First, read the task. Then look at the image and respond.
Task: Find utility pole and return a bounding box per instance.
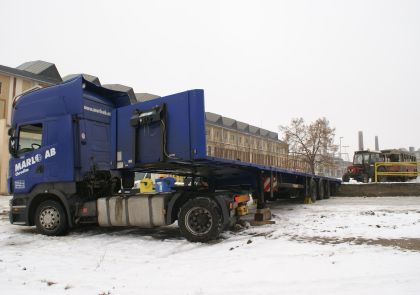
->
[342,145,350,162]
[339,136,343,159]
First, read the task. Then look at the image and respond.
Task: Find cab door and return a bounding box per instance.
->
[11,123,45,193]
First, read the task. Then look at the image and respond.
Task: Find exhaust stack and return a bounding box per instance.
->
[375,136,379,151]
[358,131,364,151]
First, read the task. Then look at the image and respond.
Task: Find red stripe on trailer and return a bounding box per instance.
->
[263,176,278,192]
[263,177,271,192]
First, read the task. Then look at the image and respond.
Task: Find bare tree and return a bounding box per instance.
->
[280,117,337,175]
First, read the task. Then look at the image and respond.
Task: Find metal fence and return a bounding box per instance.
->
[374,162,419,182]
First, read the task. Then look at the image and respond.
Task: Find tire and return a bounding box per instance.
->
[178,197,222,242]
[324,181,331,199]
[35,200,68,236]
[342,174,350,182]
[317,180,325,200]
[309,179,317,203]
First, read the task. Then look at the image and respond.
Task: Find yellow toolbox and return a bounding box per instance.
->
[139,178,155,193]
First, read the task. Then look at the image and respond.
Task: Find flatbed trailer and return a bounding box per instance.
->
[8,76,340,242]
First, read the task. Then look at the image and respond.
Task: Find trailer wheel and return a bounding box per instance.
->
[317,180,325,200]
[35,200,68,236]
[324,181,331,199]
[178,198,222,242]
[309,179,317,203]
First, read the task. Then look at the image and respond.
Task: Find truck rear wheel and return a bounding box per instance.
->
[178,198,222,242]
[324,181,331,199]
[317,180,325,200]
[35,200,68,236]
[309,179,317,203]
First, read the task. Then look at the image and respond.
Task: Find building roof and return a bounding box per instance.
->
[236,121,249,132]
[259,128,269,137]
[0,64,60,85]
[205,112,222,124]
[221,116,236,128]
[205,112,281,142]
[248,125,259,134]
[135,93,160,102]
[63,74,101,86]
[102,84,137,104]
[16,60,62,83]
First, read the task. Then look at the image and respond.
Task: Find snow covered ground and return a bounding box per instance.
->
[1,196,420,295]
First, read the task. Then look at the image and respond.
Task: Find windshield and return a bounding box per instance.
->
[354,152,381,165]
[353,154,363,165]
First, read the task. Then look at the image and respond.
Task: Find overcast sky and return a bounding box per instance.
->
[1,0,419,160]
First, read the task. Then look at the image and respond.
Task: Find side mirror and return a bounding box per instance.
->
[8,136,17,157]
[8,127,15,137]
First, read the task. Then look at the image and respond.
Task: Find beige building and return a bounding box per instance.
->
[205,112,310,172]
[0,61,62,194]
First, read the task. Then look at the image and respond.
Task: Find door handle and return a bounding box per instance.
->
[36,165,44,173]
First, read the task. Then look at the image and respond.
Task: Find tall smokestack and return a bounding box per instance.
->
[375,136,379,151]
[358,131,364,151]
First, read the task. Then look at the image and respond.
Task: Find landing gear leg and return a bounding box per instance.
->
[251,174,274,226]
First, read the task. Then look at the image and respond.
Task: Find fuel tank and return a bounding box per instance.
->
[97,193,171,228]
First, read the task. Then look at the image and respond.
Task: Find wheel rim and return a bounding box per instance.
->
[185,207,213,236]
[39,206,60,230]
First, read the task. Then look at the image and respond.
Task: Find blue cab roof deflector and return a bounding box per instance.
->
[12,75,132,125]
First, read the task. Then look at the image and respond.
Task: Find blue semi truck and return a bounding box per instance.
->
[7,76,340,242]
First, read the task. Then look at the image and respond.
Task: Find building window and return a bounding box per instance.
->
[0,81,2,94]
[0,99,5,119]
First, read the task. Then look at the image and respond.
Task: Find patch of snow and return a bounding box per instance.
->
[407,176,420,183]
[347,178,364,184]
[1,196,420,295]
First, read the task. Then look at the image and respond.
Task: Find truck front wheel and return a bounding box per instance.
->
[35,200,68,236]
[178,198,222,242]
